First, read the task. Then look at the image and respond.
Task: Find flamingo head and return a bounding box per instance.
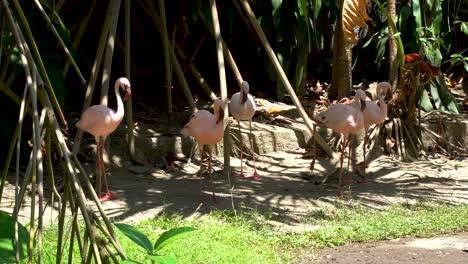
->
[311,110,327,126]
[377,82,392,103]
[213,99,225,124]
[116,77,132,102]
[240,81,250,104]
[354,89,367,112]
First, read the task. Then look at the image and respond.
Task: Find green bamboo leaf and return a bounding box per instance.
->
[420,88,434,112]
[412,0,423,35]
[148,255,176,264]
[0,211,28,262]
[435,76,459,114]
[398,5,411,32]
[271,0,282,11]
[297,0,308,18]
[312,0,322,19]
[428,83,447,112]
[114,223,153,254]
[153,227,196,252]
[461,22,468,35]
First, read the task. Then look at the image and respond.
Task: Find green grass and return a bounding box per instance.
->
[37,202,468,263]
[301,202,468,247]
[117,210,293,264]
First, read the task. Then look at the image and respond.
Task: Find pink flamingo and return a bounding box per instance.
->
[229,81,261,180]
[181,99,225,204]
[76,77,131,201]
[354,82,392,182]
[311,96,366,195]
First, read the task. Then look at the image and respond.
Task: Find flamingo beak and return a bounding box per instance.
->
[216,105,225,124]
[384,88,393,103]
[123,86,132,102]
[360,99,367,112]
[241,90,248,104]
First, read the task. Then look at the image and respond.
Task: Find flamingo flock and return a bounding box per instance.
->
[76,77,392,202]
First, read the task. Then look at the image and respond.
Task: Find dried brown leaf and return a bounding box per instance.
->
[342,0,370,44]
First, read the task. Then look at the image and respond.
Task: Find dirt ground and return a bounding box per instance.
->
[1,87,467,263]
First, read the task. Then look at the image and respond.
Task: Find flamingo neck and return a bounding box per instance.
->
[114,85,125,120]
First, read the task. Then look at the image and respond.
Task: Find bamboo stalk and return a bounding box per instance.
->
[175,43,218,101]
[237,0,334,158]
[40,89,103,264]
[11,0,67,128]
[209,0,231,178]
[124,0,136,161]
[141,0,197,112]
[71,155,126,258]
[0,43,14,82]
[72,1,116,156]
[184,31,208,70]
[33,0,87,85]
[200,12,243,86]
[158,0,173,118]
[100,0,122,106]
[63,1,96,78]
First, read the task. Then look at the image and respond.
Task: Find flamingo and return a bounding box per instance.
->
[354,82,392,182]
[311,96,366,195]
[76,77,131,201]
[181,99,225,204]
[229,81,261,180]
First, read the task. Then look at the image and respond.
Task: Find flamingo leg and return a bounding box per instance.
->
[356,128,369,184]
[208,145,219,204]
[95,137,103,199]
[337,135,347,197]
[343,135,353,184]
[98,137,115,202]
[248,120,261,180]
[236,121,246,178]
[310,125,317,172]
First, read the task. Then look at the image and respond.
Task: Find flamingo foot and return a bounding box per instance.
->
[249,170,262,180]
[310,160,316,171]
[99,192,117,202]
[236,172,248,179]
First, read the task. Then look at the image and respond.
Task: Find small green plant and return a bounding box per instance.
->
[114,223,195,264]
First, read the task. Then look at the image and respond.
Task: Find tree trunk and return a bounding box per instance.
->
[388,0,398,88]
[330,0,352,101]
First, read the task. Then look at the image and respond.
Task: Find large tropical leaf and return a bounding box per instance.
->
[114,223,153,254]
[153,227,196,252]
[342,0,370,44]
[148,254,176,264]
[0,211,29,263]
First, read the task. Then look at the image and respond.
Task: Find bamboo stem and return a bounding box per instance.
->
[63,1,96,78]
[72,0,115,156]
[33,0,87,85]
[200,12,243,86]
[11,0,67,128]
[100,0,122,106]
[40,89,103,264]
[141,0,197,112]
[125,0,136,161]
[237,0,334,158]
[158,0,173,117]
[175,44,217,100]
